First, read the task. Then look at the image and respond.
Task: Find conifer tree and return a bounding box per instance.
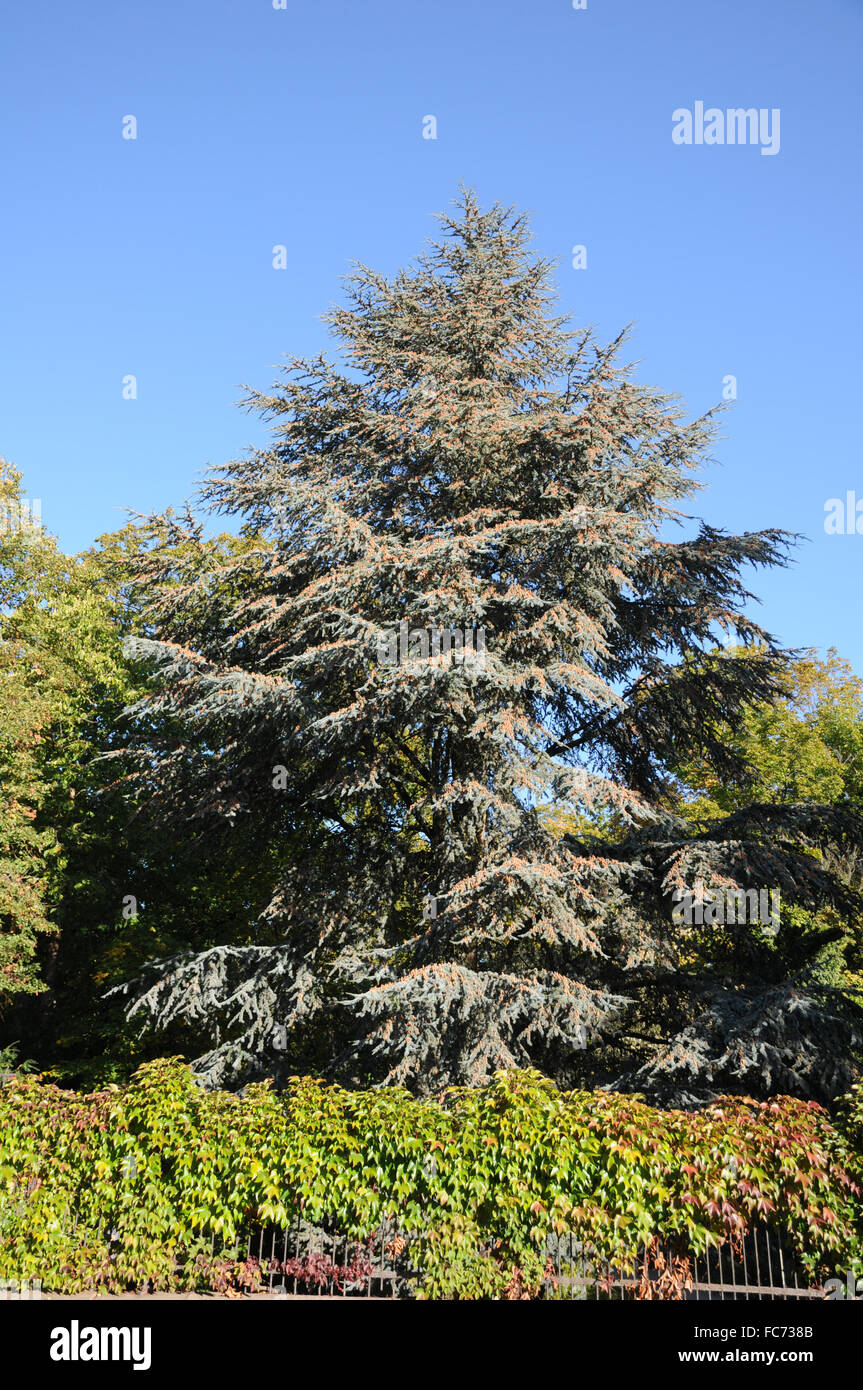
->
[115,192,863,1102]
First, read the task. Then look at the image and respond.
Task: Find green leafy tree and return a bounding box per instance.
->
[671,647,863,991]
[0,473,153,1063]
[674,648,863,818]
[0,461,60,999]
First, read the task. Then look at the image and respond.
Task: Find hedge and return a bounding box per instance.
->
[1,1059,861,1298]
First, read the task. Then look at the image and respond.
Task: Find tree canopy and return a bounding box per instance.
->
[92,191,863,1105]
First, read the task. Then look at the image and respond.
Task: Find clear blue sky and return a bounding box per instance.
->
[2,0,861,668]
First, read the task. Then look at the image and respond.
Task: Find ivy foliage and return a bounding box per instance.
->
[1,1059,860,1299]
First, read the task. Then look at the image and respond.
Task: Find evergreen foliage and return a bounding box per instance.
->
[109,192,863,1102]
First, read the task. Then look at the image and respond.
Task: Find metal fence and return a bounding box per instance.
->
[241,1217,412,1297]
[235,1219,826,1300]
[543,1226,821,1301]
